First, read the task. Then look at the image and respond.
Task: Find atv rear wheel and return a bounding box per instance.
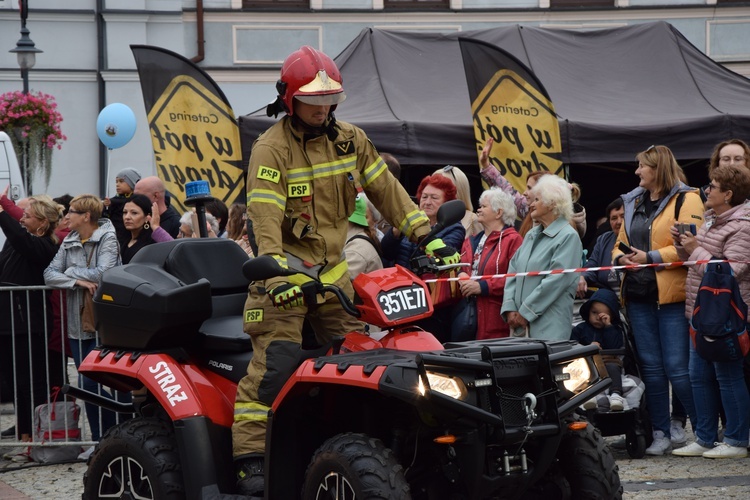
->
[83,417,184,500]
[302,432,410,500]
[557,421,623,499]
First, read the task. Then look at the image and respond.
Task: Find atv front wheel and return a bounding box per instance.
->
[83,417,184,500]
[302,432,410,500]
[557,421,623,499]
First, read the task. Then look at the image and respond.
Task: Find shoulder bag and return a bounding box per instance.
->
[80,244,97,333]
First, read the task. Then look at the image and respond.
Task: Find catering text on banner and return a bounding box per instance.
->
[459,38,563,194]
[131,45,244,213]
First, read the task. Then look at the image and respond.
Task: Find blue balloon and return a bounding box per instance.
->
[96,103,136,149]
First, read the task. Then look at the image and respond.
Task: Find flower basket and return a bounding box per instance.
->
[0,90,66,193]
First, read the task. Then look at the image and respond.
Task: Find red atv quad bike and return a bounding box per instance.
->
[65,200,622,500]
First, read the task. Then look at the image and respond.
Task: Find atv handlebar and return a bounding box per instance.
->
[243,199,467,284]
[241,199,467,315]
[301,281,361,318]
[409,254,470,276]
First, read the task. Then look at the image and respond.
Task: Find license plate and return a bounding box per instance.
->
[377,285,429,321]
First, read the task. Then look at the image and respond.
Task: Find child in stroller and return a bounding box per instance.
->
[572,288,651,457]
[572,289,628,410]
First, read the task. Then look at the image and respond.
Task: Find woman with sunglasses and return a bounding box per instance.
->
[0,191,64,456]
[44,194,122,451]
[433,165,483,236]
[613,144,704,456]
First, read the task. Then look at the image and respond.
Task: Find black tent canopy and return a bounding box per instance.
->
[239,22,750,239]
[239,21,750,167]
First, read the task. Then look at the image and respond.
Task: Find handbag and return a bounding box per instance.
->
[449,297,477,342]
[80,290,96,333]
[689,261,750,362]
[30,387,82,463]
[79,245,97,333]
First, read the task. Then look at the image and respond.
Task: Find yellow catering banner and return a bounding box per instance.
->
[132,45,244,213]
[459,38,563,194]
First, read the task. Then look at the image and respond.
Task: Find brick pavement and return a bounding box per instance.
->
[0,480,29,499]
[0,439,748,499]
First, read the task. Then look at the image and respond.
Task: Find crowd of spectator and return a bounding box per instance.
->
[0,169,244,462]
[2,136,749,464]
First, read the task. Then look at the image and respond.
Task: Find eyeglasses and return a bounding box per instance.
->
[705,183,722,193]
[67,209,86,215]
[719,156,746,164]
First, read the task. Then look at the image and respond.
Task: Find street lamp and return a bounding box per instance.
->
[8,0,42,194]
[8,0,42,95]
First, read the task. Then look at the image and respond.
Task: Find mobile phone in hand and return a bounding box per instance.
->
[678,223,697,235]
[618,242,632,254]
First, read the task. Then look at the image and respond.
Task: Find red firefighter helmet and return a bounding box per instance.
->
[278,46,346,116]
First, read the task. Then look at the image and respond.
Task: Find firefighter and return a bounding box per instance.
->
[232,46,460,495]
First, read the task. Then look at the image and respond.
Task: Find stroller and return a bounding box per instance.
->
[573,297,653,458]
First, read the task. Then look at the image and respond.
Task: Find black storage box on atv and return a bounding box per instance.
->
[93,264,212,350]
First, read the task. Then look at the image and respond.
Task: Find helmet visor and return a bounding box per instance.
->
[295,92,346,106]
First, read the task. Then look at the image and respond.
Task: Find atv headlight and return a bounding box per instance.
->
[559,357,593,393]
[417,372,467,400]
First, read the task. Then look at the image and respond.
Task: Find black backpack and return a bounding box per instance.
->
[689,261,750,362]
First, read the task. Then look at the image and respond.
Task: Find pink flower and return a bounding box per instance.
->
[0,90,66,150]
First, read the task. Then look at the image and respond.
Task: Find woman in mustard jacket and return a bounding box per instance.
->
[613,145,704,456]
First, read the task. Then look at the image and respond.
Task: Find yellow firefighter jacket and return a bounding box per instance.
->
[246,116,431,290]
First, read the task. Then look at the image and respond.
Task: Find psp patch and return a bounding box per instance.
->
[288,182,310,198]
[335,140,354,156]
[257,166,280,184]
[245,309,264,323]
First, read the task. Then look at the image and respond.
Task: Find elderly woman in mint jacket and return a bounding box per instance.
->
[501,175,582,341]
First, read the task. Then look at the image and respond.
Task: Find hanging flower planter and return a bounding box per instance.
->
[0,90,67,193]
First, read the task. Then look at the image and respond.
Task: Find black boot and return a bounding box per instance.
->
[1,426,15,439]
[236,454,265,497]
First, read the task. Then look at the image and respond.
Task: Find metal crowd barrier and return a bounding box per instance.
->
[0,285,130,461]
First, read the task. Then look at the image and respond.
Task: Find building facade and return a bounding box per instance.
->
[0,0,748,197]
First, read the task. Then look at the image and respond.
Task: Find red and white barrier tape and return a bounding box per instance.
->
[422,259,734,284]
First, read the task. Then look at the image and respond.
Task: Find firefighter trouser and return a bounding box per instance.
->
[232,278,364,458]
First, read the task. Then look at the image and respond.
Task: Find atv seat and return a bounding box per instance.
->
[161,239,251,316]
[197,316,251,352]
[133,238,252,351]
